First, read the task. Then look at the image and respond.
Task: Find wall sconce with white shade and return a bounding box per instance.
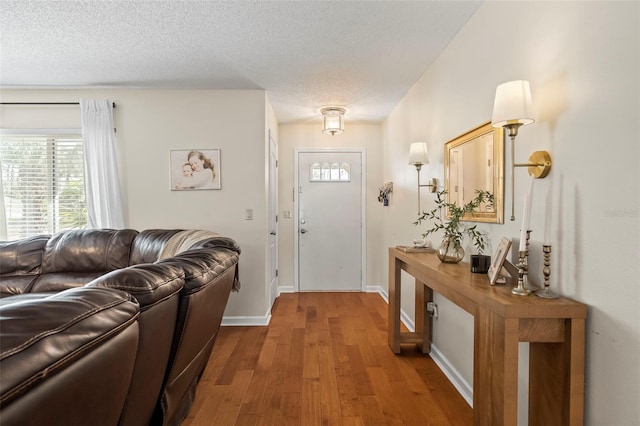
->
[321,106,346,136]
[409,142,437,214]
[491,80,552,221]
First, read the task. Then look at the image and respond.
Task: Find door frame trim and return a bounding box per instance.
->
[268,129,278,310]
[293,148,367,292]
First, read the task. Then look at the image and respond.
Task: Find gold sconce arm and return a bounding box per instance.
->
[414,163,437,214]
[507,128,552,221]
[514,151,552,178]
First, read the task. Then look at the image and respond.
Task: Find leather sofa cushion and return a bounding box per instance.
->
[89,263,185,309]
[0,287,139,407]
[29,272,111,293]
[0,235,49,275]
[40,229,138,274]
[0,277,40,298]
[130,229,183,265]
[30,229,139,293]
[0,236,50,296]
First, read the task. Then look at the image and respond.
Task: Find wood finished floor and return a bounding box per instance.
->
[183,292,472,425]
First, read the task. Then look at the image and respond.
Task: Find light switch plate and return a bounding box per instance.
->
[244,208,253,220]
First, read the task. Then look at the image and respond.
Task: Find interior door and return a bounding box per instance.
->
[268,131,278,307]
[297,151,362,291]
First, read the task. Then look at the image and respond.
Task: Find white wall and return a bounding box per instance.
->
[0,89,270,319]
[277,124,384,291]
[381,2,639,425]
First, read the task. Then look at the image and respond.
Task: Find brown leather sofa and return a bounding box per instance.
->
[0,228,241,426]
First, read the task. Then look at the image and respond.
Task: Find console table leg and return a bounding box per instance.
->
[388,256,402,354]
[415,281,432,354]
[529,318,585,426]
[474,306,519,426]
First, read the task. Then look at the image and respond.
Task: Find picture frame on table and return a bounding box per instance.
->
[488,237,512,285]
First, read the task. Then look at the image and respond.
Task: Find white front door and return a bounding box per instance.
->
[296,150,363,291]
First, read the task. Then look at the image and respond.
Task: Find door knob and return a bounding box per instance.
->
[300,229,308,234]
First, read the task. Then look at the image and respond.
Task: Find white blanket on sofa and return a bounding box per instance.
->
[158,230,221,260]
[157,230,241,291]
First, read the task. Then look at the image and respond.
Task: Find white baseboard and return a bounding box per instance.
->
[365,285,386,298]
[429,344,473,407]
[221,313,271,326]
[277,285,296,295]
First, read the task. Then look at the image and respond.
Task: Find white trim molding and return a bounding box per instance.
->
[221,313,272,327]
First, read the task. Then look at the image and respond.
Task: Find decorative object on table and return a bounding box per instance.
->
[170,149,221,190]
[408,142,437,214]
[512,248,531,296]
[414,189,491,264]
[395,245,434,253]
[471,254,491,274]
[491,80,552,221]
[488,237,512,285]
[395,239,433,253]
[509,229,539,296]
[378,182,393,206]
[443,121,505,224]
[536,245,559,298]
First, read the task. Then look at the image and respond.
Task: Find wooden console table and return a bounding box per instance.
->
[388,248,586,426]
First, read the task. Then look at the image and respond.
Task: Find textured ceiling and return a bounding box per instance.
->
[0,1,481,123]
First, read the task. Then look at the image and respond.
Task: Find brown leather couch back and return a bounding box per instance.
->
[0,287,140,426]
[0,235,49,296]
[31,229,138,293]
[130,229,183,265]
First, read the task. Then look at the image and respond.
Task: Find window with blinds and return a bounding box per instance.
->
[0,135,87,240]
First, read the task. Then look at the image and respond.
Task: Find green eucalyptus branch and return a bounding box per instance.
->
[414,189,491,254]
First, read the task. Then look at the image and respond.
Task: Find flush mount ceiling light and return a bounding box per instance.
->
[321,106,346,136]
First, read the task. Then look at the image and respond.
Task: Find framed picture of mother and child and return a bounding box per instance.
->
[170,149,221,190]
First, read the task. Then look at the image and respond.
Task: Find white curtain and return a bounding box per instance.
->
[80,99,125,229]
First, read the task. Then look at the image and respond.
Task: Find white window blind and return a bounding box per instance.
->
[0,135,87,240]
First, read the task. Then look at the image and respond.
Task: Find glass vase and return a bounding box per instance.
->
[438,235,464,263]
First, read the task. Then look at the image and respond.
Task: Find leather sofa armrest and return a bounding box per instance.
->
[0,287,139,407]
[89,263,185,309]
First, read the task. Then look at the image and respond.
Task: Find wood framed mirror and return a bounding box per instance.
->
[444,121,505,223]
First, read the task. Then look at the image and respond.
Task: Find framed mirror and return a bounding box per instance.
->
[444,121,505,223]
